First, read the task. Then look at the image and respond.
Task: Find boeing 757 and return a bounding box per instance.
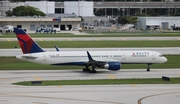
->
[14,28,167,73]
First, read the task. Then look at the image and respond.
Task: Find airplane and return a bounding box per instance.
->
[14,28,167,73]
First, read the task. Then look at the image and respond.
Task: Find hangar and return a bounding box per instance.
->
[137,17,180,30]
[0,16,81,33]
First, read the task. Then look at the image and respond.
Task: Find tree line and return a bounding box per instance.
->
[6,6,45,16]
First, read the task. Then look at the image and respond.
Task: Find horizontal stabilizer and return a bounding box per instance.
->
[21,56,37,59]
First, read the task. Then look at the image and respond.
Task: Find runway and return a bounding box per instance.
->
[0,69,180,104]
[1,47,180,56]
[1,36,180,104]
[0,37,180,41]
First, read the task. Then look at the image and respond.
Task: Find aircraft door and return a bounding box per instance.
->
[43,55,47,61]
[122,54,126,60]
[152,54,156,60]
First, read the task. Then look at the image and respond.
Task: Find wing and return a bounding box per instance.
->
[86,51,121,71]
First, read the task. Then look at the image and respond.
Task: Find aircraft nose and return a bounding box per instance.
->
[163,57,168,63]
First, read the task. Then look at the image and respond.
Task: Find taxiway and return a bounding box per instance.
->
[0,37,180,41]
[1,47,180,56]
[0,69,180,104]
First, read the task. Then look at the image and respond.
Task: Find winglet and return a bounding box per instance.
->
[55,45,60,51]
[14,28,45,54]
[87,51,93,61]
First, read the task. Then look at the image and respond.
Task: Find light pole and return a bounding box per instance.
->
[78,0,80,16]
[166,0,170,16]
[105,6,106,26]
[112,8,113,18]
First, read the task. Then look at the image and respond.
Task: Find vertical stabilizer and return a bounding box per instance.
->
[14,28,45,54]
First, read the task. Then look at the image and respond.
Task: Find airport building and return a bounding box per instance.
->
[1,0,180,32]
[1,1,180,17]
[137,17,180,30]
[0,16,81,33]
[0,1,80,32]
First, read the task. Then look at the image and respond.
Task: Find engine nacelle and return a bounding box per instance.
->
[104,62,121,71]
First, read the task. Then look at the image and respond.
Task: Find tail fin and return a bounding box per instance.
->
[14,28,45,54]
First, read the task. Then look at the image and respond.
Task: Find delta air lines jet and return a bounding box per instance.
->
[14,28,167,73]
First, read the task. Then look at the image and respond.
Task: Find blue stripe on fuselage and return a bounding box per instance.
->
[51,62,86,66]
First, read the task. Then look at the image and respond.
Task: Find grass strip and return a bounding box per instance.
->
[1,32,180,38]
[0,55,180,70]
[1,40,180,48]
[14,78,180,86]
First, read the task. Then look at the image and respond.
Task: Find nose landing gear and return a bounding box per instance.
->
[147,63,152,72]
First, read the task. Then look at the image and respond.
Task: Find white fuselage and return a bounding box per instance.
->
[16,50,167,66]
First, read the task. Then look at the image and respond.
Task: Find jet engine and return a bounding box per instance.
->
[104,62,121,71]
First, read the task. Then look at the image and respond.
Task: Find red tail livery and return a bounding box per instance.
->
[14,28,44,54]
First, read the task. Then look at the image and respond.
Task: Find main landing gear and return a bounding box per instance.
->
[82,51,98,73]
[82,65,97,73]
[147,63,152,72]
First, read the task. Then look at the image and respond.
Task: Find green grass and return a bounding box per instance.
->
[0,55,179,70]
[14,78,180,86]
[1,32,180,38]
[1,40,180,48]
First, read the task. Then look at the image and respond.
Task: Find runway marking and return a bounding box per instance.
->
[0,78,16,82]
[68,39,71,41]
[40,39,44,41]
[33,76,42,81]
[0,92,124,104]
[131,84,137,87]
[6,39,11,41]
[58,86,63,88]
[107,75,116,79]
[33,102,48,104]
[137,91,180,104]
[11,80,18,83]
[0,100,8,102]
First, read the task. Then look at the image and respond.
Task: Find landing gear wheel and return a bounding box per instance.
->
[92,70,97,73]
[83,68,87,72]
[82,68,91,72]
[89,70,97,73]
[147,63,152,72]
[147,68,150,72]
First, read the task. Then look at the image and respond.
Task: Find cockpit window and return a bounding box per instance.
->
[159,55,163,57]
